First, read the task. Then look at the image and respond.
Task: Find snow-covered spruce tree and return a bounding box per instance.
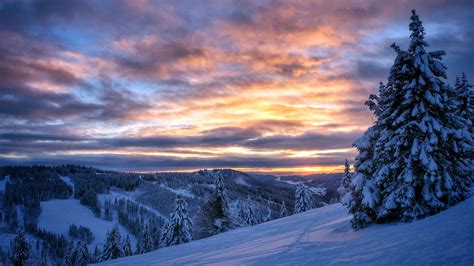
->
[195,172,233,238]
[294,184,313,214]
[348,10,473,229]
[345,46,410,228]
[161,196,193,247]
[92,245,101,263]
[100,225,124,261]
[64,240,76,265]
[38,244,51,266]
[242,196,258,226]
[136,225,154,254]
[135,231,142,255]
[451,73,474,184]
[123,234,132,257]
[158,222,169,248]
[144,225,155,252]
[337,159,352,200]
[10,231,30,266]
[279,201,288,218]
[454,73,473,134]
[75,240,89,266]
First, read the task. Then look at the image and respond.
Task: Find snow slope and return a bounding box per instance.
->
[101,197,474,265]
[38,199,135,248]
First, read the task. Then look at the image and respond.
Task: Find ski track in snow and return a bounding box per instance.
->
[100,196,474,266]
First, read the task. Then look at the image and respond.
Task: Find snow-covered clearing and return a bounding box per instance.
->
[160,184,195,199]
[38,199,135,248]
[101,196,474,265]
[275,177,301,185]
[235,176,249,186]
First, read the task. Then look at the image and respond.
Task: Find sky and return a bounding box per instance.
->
[0,0,472,175]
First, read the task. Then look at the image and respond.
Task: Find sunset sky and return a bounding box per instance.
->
[0,0,472,175]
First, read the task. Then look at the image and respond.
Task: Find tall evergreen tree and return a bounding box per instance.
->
[337,159,352,200]
[158,222,169,249]
[38,243,51,266]
[242,196,258,226]
[294,184,313,214]
[100,225,124,261]
[454,74,474,183]
[64,240,77,266]
[161,196,193,247]
[92,245,101,264]
[348,10,473,229]
[10,231,30,266]
[75,241,89,266]
[136,225,154,254]
[123,234,133,257]
[454,73,473,134]
[344,49,409,228]
[279,201,288,218]
[195,172,233,238]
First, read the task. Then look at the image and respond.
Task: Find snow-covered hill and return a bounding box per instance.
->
[101,196,474,265]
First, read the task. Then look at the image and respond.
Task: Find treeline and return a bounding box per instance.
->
[72,171,140,216]
[0,165,141,232]
[69,224,94,244]
[100,197,165,244]
[0,166,328,265]
[137,169,295,221]
[4,229,67,265]
[27,226,68,259]
[0,165,143,265]
[2,166,72,232]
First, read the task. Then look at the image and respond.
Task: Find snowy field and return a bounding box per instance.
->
[101,196,474,265]
[38,199,135,248]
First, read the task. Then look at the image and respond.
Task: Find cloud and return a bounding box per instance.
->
[0,0,472,173]
[0,153,349,172]
[0,85,100,120]
[242,132,361,150]
[353,60,390,81]
[0,0,92,31]
[0,126,361,157]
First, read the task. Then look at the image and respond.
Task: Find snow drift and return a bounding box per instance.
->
[100,196,474,265]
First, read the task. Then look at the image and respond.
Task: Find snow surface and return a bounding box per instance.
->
[235,176,249,186]
[101,197,474,265]
[38,199,135,248]
[275,177,302,185]
[160,184,195,198]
